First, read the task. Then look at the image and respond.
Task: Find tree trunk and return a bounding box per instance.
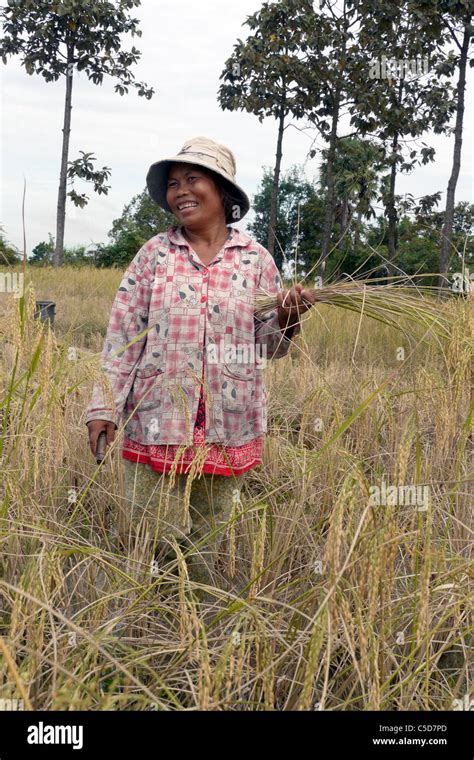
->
[354,208,363,247]
[386,131,399,274]
[54,43,74,268]
[267,101,285,261]
[340,197,349,231]
[318,87,341,279]
[439,19,471,288]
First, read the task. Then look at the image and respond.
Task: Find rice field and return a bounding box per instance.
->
[0,264,472,711]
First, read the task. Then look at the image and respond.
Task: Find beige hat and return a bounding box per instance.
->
[146,136,250,223]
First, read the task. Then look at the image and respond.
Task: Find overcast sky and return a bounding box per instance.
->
[1,0,472,257]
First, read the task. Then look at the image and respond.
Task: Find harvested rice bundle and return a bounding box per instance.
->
[255,276,467,344]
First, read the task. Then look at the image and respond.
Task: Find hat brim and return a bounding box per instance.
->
[146,155,250,223]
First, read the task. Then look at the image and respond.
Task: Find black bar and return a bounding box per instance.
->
[0,710,471,758]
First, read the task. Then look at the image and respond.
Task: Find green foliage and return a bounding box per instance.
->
[67,151,112,208]
[218,0,317,123]
[250,161,472,282]
[0,0,154,99]
[363,203,473,282]
[63,245,96,267]
[0,0,155,266]
[30,234,55,266]
[248,165,319,271]
[29,233,97,267]
[219,0,471,275]
[0,226,21,265]
[320,137,386,221]
[90,188,176,267]
[28,189,177,269]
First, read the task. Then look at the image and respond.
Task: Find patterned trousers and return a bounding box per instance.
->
[120,459,244,597]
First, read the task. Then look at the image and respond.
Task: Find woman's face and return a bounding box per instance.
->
[166,163,225,226]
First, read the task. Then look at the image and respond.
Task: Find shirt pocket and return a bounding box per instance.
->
[221,363,255,381]
[221,367,255,412]
[132,365,165,412]
[220,340,256,381]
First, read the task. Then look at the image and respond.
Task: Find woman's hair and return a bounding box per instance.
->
[219,180,243,225]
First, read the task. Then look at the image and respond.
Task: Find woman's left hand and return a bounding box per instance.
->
[277,283,316,328]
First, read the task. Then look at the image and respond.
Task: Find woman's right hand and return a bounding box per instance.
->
[87,419,116,457]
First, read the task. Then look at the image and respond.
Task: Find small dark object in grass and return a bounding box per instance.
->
[34,300,56,326]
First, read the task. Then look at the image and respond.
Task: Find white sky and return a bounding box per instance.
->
[0,0,472,257]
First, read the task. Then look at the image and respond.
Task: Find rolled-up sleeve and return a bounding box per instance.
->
[84,246,154,429]
[254,249,301,360]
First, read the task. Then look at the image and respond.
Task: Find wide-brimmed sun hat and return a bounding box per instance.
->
[146,136,250,223]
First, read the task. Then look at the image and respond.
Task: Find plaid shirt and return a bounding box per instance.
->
[84,225,301,447]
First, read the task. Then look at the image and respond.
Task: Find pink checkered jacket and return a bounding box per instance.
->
[84,225,301,447]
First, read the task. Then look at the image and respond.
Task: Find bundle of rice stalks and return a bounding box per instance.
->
[254,275,469,344]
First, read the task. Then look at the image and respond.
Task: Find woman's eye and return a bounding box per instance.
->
[168,176,199,188]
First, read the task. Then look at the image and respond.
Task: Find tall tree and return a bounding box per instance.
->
[218,0,318,257]
[366,199,473,284]
[350,0,457,274]
[435,3,473,285]
[319,136,385,248]
[305,0,366,277]
[0,0,154,267]
[247,164,318,271]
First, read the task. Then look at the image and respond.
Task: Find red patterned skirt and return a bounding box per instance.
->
[122,383,263,476]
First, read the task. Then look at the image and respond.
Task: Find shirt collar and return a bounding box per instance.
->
[167,225,253,253]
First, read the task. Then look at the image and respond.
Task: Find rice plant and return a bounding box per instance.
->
[0,266,472,711]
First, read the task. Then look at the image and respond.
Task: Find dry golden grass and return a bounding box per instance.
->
[0,265,472,711]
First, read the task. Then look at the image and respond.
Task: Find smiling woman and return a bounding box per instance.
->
[165,162,231,260]
[85,136,306,597]
[168,163,244,227]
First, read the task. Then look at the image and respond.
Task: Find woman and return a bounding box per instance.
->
[85,136,315,598]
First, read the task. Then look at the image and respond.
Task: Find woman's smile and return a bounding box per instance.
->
[177,202,199,215]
